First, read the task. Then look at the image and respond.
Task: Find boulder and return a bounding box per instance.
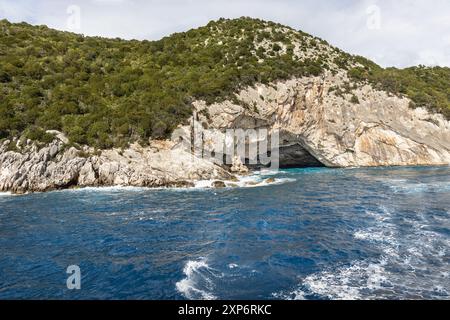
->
[212,181,226,188]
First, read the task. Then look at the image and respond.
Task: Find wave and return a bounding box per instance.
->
[175,258,221,300]
[63,186,151,193]
[274,203,450,300]
[56,173,296,194]
[275,252,447,300]
[234,176,296,188]
[389,181,450,194]
[276,259,390,300]
[193,176,296,190]
[353,206,397,245]
[255,169,288,176]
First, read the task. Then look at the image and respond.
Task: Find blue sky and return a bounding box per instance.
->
[1,0,449,68]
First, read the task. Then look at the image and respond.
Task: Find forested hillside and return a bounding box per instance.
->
[349,58,450,119]
[0,17,449,149]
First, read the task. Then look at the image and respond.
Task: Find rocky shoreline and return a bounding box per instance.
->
[0,138,236,194]
[0,136,279,194]
[1,73,450,194]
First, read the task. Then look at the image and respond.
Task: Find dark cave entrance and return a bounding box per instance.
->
[278,144,325,168]
[242,143,326,169]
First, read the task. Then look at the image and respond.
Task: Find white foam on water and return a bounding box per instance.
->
[265,178,297,186]
[433,286,449,295]
[238,177,296,188]
[193,180,216,189]
[175,258,218,300]
[193,175,296,190]
[275,203,450,300]
[354,228,397,243]
[272,288,306,300]
[288,289,307,300]
[274,257,394,300]
[437,248,446,257]
[389,180,450,194]
[65,186,151,193]
[256,169,287,176]
[365,264,389,291]
[8,170,295,196]
[310,261,387,299]
[354,206,400,253]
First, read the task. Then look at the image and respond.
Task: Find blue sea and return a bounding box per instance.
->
[0,166,449,300]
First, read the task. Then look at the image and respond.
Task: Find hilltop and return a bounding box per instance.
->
[1,17,448,150]
[1,17,450,193]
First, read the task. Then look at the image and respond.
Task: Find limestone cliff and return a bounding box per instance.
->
[0,139,232,194]
[1,71,450,193]
[192,71,450,168]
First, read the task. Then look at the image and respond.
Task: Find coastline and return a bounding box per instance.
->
[0,171,295,196]
[1,165,449,299]
[2,73,450,195]
[2,164,449,196]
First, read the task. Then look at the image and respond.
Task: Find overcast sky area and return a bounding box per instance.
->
[1,0,449,68]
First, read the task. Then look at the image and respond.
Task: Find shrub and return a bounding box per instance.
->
[1,17,448,151]
[350,95,360,104]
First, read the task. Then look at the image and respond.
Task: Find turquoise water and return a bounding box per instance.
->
[0,167,449,300]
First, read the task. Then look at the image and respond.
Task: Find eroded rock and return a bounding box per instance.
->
[0,140,229,193]
[192,71,450,168]
[212,181,226,188]
[1,72,450,194]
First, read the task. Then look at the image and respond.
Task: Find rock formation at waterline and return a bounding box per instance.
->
[192,71,450,169]
[0,139,232,194]
[1,18,450,193]
[1,70,450,193]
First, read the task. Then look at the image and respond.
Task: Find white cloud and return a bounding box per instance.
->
[416,50,450,67]
[1,0,449,68]
[0,0,34,22]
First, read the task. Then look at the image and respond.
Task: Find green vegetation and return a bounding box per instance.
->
[0,17,332,148]
[350,95,360,104]
[349,57,450,119]
[0,17,449,149]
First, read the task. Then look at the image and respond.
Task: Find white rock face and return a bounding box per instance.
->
[192,71,450,168]
[1,72,449,193]
[0,139,232,194]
